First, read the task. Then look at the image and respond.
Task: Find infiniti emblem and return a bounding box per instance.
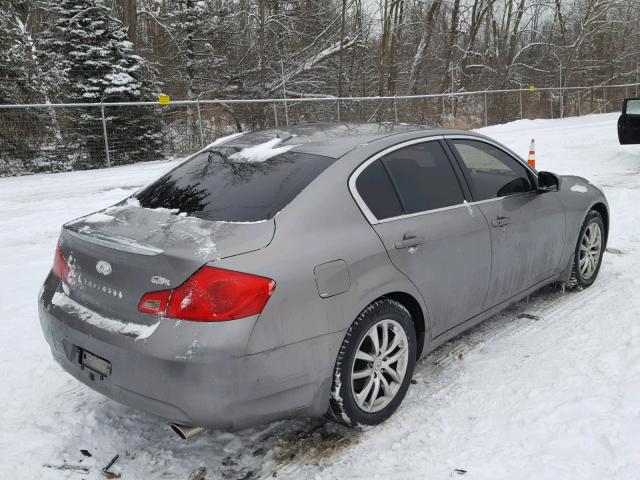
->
[96,260,112,276]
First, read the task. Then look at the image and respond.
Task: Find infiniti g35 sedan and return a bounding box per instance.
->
[39,123,608,432]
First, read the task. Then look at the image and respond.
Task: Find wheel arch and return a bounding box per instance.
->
[381,291,426,359]
[591,202,609,244]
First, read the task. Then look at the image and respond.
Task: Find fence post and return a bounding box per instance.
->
[337,98,340,122]
[603,86,607,113]
[577,91,581,116]
[394,95,398,123]
[550,91,553,119]
[280,60,289,126]
[196,99,204,148]
[284,98,289,126]
[100,103,111,168]
[273,102,278,127]
[519,89,523,119]
[484,91,488,127]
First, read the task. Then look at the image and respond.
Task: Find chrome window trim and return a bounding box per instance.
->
[374,192,534,224]
[348,135,537,225]
[375,201,474,224]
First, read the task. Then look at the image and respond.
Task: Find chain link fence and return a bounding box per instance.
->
[1,83,638,176]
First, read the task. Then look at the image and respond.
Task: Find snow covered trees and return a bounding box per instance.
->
[2,0,640,175]
[41,0,161,168]
[0,1,53,173]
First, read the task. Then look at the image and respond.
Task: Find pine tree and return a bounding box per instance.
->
[41,0,162,168]
[161,0,227,98]
[0,1,49,174]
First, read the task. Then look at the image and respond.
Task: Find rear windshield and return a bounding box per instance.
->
[136,147,336,222]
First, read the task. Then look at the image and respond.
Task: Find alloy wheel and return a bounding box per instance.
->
[350,319,409,413]
[579,221,602,280]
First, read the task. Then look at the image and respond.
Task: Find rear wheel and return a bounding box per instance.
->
[328,298,416,427]
[569,210,605,289]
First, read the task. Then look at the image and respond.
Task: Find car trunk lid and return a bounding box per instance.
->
[58,202,274,325]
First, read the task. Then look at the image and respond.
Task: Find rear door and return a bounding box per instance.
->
[618,98,640,144]
[447,138,565,308]
[352,138,492,338]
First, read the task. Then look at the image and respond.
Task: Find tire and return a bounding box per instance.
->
[328,298,417,428]
[569,209,605,289]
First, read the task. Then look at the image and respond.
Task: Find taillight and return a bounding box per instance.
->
[138,290,171,315]
[138,267,276,322]
[53,244,71,284]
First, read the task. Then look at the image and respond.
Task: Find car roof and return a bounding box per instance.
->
[219,122,482,158]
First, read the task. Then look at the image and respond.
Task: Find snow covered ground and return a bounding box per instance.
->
[1,113,639,479]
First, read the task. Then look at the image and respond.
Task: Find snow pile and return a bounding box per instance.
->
[203,131,245,150]
[51,291,159,338]
[81,212,115,223]
[229,137,298,162]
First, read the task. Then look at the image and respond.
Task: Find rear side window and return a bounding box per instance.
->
[137,148,336,222]
[450,139,533,200]
[355,159,403,220]
[381,141,465,214]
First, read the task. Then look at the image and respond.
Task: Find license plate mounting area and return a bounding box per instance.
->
[78,348,112,380]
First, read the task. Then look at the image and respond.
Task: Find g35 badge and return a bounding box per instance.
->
[151,275,171,287]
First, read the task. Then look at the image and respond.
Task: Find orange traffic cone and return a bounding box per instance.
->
[527,139,536,169]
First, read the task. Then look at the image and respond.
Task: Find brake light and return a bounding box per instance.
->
[138,267,275,322]
[53,244,71,284]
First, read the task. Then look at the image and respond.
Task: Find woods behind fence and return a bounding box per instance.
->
[3,0,640,174]
[1,84,637,175]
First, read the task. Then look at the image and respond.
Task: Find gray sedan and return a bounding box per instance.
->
[39,123,608,435]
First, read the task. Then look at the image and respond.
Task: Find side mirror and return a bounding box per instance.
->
[537,171,559,193]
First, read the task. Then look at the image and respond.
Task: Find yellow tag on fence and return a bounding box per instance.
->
[158,94,171,105]
[529,85,535,92]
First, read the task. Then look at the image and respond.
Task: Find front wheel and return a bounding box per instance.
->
[570,209,605,289]
[328,298,417,427]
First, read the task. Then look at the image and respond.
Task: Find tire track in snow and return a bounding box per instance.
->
[254,259,627,479]
[430,263,624,370]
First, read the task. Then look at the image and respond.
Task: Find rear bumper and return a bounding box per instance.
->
[38,273,340,429]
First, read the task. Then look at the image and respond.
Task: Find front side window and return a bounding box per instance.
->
[450,139,533,201]
[137,148,336,222]
[381,141,465,214]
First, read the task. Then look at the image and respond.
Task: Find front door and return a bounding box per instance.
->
[447,138,566,307]
[618,98,640,145]
[352,139,492,338]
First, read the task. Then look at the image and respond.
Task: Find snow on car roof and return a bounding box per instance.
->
[216,122,440,158]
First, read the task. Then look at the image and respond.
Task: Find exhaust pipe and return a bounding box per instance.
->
[169,423,206,440]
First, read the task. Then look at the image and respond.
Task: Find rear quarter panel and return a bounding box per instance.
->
[213,141,429,356]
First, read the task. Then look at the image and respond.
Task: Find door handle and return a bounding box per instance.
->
[491,216,511,227]
[394,235,426,250]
